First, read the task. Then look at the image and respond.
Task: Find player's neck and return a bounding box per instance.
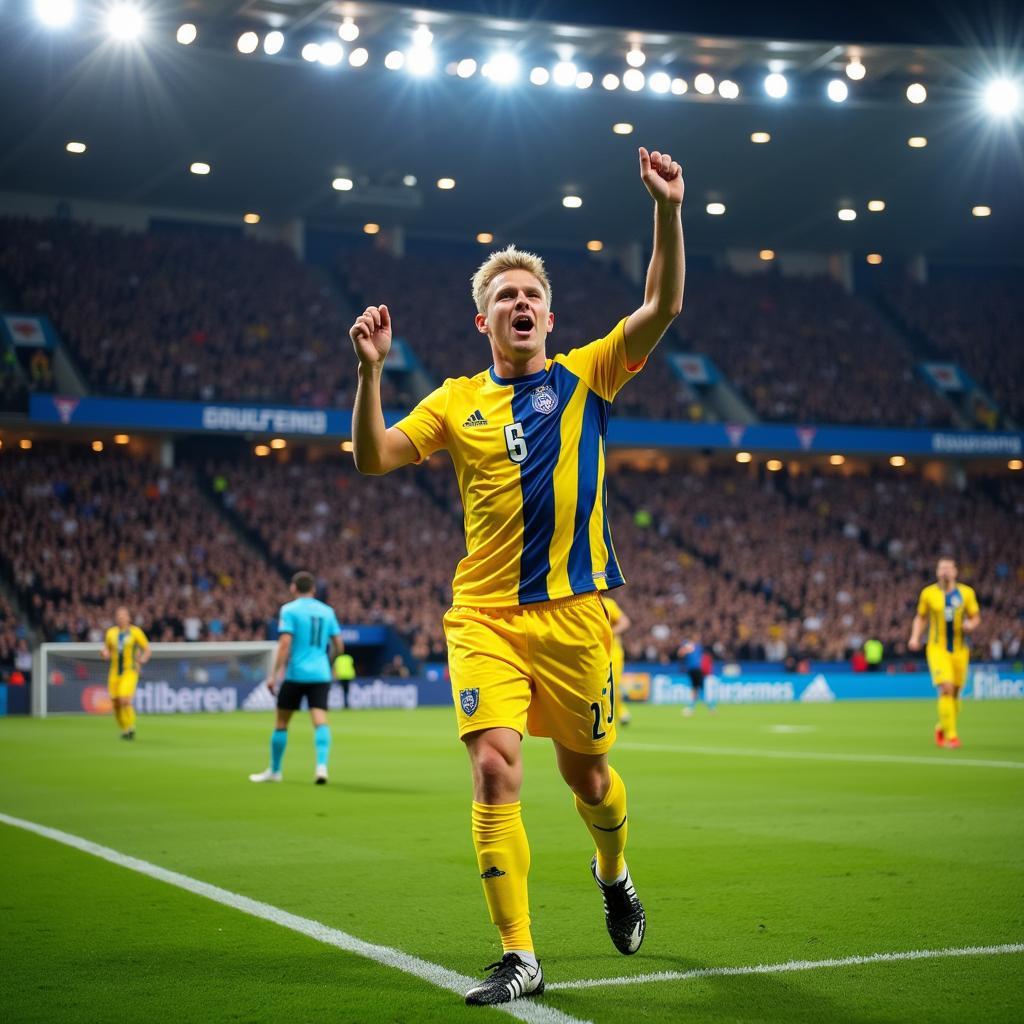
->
[491,349,547,381]
[938,580,955,593]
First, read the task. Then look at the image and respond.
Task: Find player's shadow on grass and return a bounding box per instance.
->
[546,953,882,1024]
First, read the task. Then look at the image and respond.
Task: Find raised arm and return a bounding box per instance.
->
[349,304,419,475]
[624,147,685,368]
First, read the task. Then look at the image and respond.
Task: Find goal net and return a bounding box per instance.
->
[33,641,277,717]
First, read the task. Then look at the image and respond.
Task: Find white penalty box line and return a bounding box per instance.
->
[4,813,1022,1014]
[0,812,588,1024]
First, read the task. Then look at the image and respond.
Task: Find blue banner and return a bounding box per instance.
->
[28,394,1024,457]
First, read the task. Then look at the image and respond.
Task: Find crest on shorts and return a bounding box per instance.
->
[460,688,480,716]
[531,385,558,415]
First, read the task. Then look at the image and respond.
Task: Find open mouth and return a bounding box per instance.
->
[512,315,534,336]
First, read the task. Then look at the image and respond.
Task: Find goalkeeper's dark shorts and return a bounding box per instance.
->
[277,681,331,711]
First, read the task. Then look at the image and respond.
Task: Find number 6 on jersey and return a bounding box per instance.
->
[504,421,528,464]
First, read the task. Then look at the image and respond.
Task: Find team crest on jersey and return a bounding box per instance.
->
[531,385,558,415]
[460,688,480,716]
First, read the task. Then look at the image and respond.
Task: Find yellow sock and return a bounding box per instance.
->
[575,766,628,882]
[471,802,533,954]
[122,704,136,731]
[938,694,957,741]
[113,705,126,730]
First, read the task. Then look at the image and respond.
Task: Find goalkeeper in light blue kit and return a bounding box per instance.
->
[250,571,343,785]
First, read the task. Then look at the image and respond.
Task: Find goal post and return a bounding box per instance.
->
[33,641,277,718]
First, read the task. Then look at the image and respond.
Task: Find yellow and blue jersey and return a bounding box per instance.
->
[104,624,148,681]
[278,596,341,682]
[917,582,979,654]
[396,318,644,607]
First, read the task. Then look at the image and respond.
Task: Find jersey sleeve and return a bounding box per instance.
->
[104,628,115,653]
[963,586,980,617]
[916,588,930,617]
[133,626,149,648]
[328,610,342,638]
[277,605,296,636]
[393,380,452,462]
[558,317,646,402]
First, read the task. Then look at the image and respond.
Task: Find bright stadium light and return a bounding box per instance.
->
[759,249,775,261]
[906,82,927,104]
[602,73,620,90]
[405,42,435,74]
[338,18,359,42]
[890,455,907,468]
[176,23,197,45]
[562,195,583,208]
[349,47,368,68]
[237,31,258,55]
[332,177,354,191]
[827,79,849,102]
[706,201,725,215]
[189,161,211,175]
[106,4,144,41]
[764,72,788,98]
[735,451,752,463]
[302,43,321,62]
[766,459,783,472]
[363,223,380,235]
[694,73,715,95]
[829,454,846,465]
[65,141,87,154]
[243,213,260,224]
[908,135,928,147]
[456,58,477,78]
[750,132,771,143]
[384,49,405,71]
[671,78,687,95]
[622,68,645,91]
[649,71,671,94]
[553,61,577,87]
[263,31,284,56]
[972,205,991,217]
[718,79,739,99]
[983,78,1020,117]
[837,207,856,221]
[868,199,886,212]
[612,122,633,135]
[402,174,417,187]
[319,41,343,66]
[437,177,456,190]
[626,48,646,68]
[866,253,883,265]
[269,438,287,449]
[846,59,866,80]
[486,53,520,84]
[587,240,604,252]
[530,66,550,85]
[35,0,75,28]
[476,232,493,243]
[412,24,433,47]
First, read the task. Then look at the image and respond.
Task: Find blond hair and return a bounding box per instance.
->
[471,244,552,314]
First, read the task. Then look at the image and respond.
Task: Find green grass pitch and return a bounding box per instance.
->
[2,701,1022,1023]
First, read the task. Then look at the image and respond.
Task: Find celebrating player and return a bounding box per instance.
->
[250,571,343,784]
[908,557,980,749]
[100,606,149,740]
[349,147,684,1005]
[603,595,633,726]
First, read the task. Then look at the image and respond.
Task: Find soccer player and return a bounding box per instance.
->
[349,147,684,1005]
[908,557,980,749]
[603,596,632,726]
[679,637,713,716]
[250,571,343,784]
[100,606,149,740]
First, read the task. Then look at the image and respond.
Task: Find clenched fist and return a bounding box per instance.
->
[349,304,392,367]
[639,147,684,207]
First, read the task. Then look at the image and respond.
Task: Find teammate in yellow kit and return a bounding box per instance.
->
[349,147,684,1005]
[908,557,980,750]
[100,606,150,740]
[603,596,632,725]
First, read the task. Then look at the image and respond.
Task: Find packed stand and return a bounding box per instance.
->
[0,592,31,674]
[0,217,399,407]
[338,248,701,421]
[786,471,1024,661]
[209,456,466,661]
[883,278,1024,425]
[0,446,286,642]
[677,271,951,426]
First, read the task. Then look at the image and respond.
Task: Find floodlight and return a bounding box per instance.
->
[237,32,258,55]
[35,0,74,28]
[263,32,283,56]
[338,19,359,42]
[764,72,788,98]
[487,53,520,84]
[176,23,196,45]
[846,59,866,80]
[983,78,1020,117]
[349,47,368,67]
[694,73,714,95]
[553,61,577,87]
[649,71,670,94]
[718,79,739,99]
[530,67,550,85]
[319,41,343,66]
[602,73,620,90]
[906,82,927,104]
[626,48,645,68]
[456,58,477,78]
[827,79,848,102]
[622,68,645,91]
[106,4,144,41]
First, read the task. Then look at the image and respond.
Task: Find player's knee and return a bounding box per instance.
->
[470,746,519,801]
[570,765,610,805]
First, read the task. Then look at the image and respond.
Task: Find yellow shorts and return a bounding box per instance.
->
[611,641,625,687]
[444,592,616,754]
[926,648,969,687]
[108,672,139,699]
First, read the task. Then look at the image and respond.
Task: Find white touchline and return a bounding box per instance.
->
[546,943,1024,990]
[617,741,1024,771]
[0,812,589,1024]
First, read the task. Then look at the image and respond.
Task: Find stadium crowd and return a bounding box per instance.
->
[677,271,952,426]
[0,447,283,643]
[884,277,1023,426]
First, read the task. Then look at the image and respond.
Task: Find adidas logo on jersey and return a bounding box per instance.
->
[463,410,488,427]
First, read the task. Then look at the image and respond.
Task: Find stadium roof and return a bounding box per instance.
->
[1,1,1021,261]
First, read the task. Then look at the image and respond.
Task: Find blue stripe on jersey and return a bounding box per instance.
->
[567,389,607,591]
[945,589,956,653]
[514,363,576,603]
[601,450,624,585]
